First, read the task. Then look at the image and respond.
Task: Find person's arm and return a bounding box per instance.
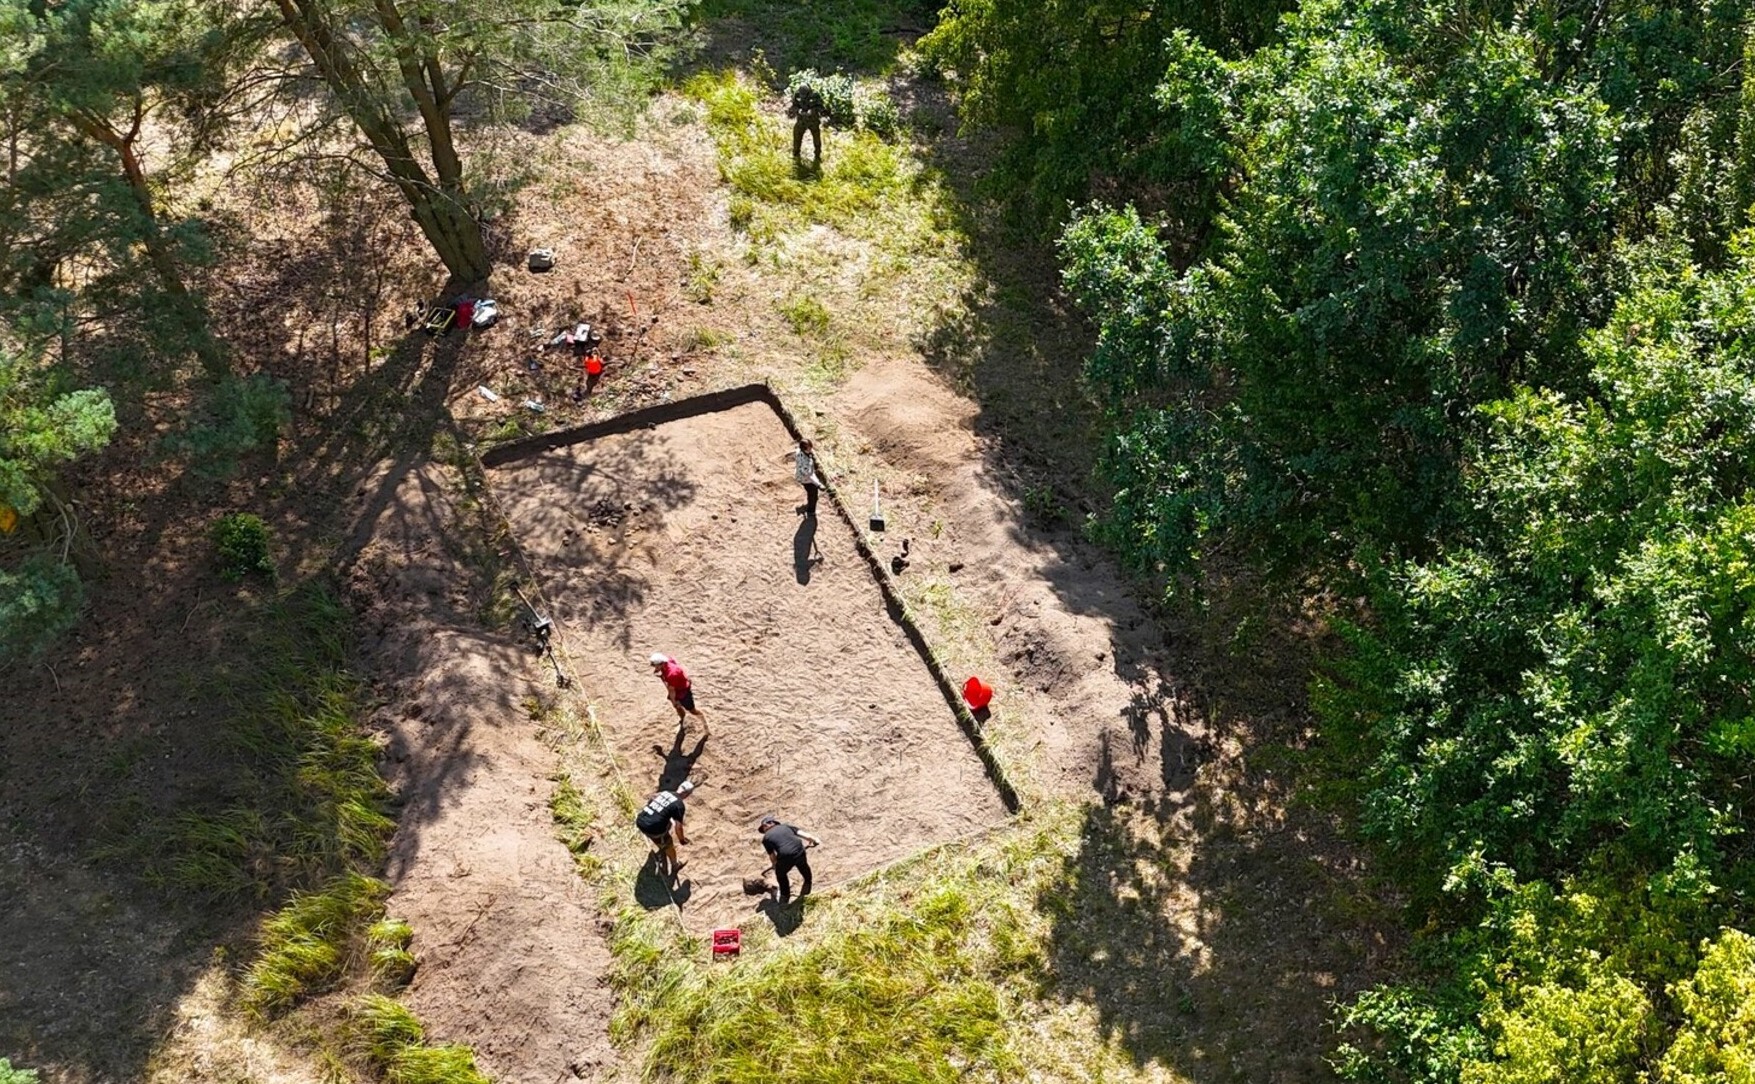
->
[798,830,822,848]
[674,815,688,845]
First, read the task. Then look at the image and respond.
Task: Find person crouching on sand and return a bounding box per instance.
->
[650,652,709,736]
[636,779,695,875]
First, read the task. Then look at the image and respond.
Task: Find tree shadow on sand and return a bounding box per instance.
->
[484,433,699,650]
[0,184,510,1079]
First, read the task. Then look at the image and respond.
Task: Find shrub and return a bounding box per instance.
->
[1660,930,1755,1084]
[0,554,84,663]
[212,512,274,582]
[786,69,856,129]
[0,1059,39,1084]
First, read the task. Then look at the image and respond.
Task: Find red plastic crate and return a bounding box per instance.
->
[711,928,742,958]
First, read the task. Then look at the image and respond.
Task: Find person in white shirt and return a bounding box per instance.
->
[789,437,823,519]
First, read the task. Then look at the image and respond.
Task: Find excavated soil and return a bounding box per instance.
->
[488,401,1010,930]
[344,459,618,1083]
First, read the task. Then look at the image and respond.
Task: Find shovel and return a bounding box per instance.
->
[869,481,886,532]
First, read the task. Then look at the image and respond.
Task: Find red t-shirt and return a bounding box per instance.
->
[658,660,691,693]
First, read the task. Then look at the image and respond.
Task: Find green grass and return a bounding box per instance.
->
[367,916,417,986]
[549,773,602,878]
[685,70,918,245]
[101,585,394,901]
[353,995,492,1084]
[242,871,390,1016]
[608,819,1081,1084]
[779,294,832,336]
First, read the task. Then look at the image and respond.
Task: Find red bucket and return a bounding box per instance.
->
[584,355,604,376]
[962,676,993,710]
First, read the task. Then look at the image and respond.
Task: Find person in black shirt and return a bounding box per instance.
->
[758,815,821,904]
[635,779,695,875]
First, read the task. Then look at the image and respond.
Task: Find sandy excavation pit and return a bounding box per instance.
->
[489,399,1009,929]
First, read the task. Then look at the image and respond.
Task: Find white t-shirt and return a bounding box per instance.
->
[794,450,820,486]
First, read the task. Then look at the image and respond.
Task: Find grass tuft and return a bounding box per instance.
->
[242,871,390,1016]
[354,995,492,1084]
[368,916,417,987]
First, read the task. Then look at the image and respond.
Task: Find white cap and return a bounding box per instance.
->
[649,653,669,665]
[676,779,696,795]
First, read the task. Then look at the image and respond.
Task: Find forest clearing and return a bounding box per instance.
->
[4,1,1754,1083]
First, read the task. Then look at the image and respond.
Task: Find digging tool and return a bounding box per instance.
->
[869,481,886,532]
[513,585,570,688]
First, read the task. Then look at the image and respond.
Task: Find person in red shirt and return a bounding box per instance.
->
[649,653,709,736]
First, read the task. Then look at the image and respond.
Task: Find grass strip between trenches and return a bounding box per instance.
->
[181,581,493,1079]
[602,811,1083,1084]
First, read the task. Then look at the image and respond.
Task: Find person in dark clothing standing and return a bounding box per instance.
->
[758,815,821,904]
[788,83,827,164]
[636,779,695,876]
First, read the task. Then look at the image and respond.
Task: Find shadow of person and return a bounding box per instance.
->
[793,515,823,585]
[633,851,681,911]
[652,731,708,791]
[756,897,804,936]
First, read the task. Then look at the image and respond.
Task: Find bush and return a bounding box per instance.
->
[1661,930,1755,1084]
[0,1059,39,1084]
[165,372,290,480]
[786,69,856,129]
[0,554,84,663]
[212,512,274,582]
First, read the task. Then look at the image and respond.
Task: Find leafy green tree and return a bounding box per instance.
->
[0,342,115,662]
[274,0,686,282]
[1319,239,1755,891]
[0,0,261,378]
[920,0,1287,222]
[1062,0,1621,578]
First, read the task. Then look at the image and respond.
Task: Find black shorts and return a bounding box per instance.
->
[674,687,696,711]
[640,823,674,843]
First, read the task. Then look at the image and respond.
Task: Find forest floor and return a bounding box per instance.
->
[1,3,1404,1082]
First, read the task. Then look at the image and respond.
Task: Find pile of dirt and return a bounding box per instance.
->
[344,460,618,1082]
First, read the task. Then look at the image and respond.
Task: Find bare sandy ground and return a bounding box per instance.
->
[346,460,618,1083]
[489,401,1010,931]
[832,364,1202,804]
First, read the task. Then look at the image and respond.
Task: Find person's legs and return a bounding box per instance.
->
[809,121,821,163]
[774,855,798,904]
[804,482,819,517]
[793,118,807,160]
[678,688,708,735]
[796,854,813,898]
